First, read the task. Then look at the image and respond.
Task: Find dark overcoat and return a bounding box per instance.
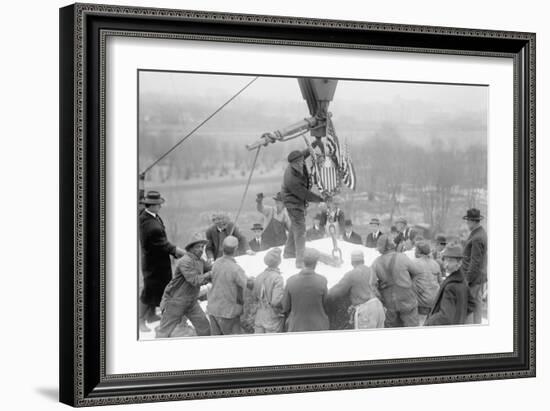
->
[365,231,383,248]
[425,269,469,326]
[282,268,329,332]
[139,210,177,306]
[205,223,249,260]
[462,225,488,285]
[306,226,325,241]
[249,238,269,252]
[342,231,362,245]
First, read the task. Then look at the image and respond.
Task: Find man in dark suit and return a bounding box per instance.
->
[282,248,329,332]
[138,191,185,332]
[425,245,470,326]
[248,223,269,252]
[281,149,324,268]
[342,219,362,245]
[306,213,325,241]
[394,216,416,252]
[365,218,383,248]
[205,213,253,262]
[462,208,488,324]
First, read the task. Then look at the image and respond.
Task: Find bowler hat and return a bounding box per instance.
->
[441,244,464,259]
[287,150,304,163]
[344,219,353,226]
[369,218,380,225]
[140,190,165,205]
[463,208,484,221]
[251,223,263,231]
[272,192,284,202]
[184,232,208,251]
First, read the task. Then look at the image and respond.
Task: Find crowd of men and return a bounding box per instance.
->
[138,149,488,336]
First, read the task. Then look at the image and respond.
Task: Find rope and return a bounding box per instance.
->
[140,76,260,175]
[230,146,262,236]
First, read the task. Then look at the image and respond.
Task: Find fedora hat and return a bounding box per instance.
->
[251,223,264,231]
[140,190,165,205]
[184,232,208,251]
[463,208,484,221]
[441,244,464,259]
[395,216,407,225]
[369,217,380,225]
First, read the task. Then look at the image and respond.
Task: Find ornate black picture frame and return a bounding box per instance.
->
[59,3,535,407]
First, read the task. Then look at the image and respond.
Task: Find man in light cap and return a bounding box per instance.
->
[156,233,212,338]
[412,241,442,325]
[281,149,324,268]
[207,236,254,335]
[282,248,329,332]
[251,248,285,333]
[328,250,385,329]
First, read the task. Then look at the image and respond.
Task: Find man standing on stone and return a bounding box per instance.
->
[281,149,324,268]
[207,236,254,335]
[462,208,488,324]
[138,191,185,332]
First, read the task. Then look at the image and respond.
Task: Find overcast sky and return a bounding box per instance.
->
[139,70,488,115]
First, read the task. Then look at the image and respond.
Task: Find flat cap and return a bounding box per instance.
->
[350,250,364,262]
[287,150,305,163]
[264,247,282,268]
[222,235,239,249]
[303,248,320,265]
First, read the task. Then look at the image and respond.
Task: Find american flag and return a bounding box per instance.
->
[311,118,356,194]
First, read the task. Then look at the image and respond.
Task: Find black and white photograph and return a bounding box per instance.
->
[137,71,488,339]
